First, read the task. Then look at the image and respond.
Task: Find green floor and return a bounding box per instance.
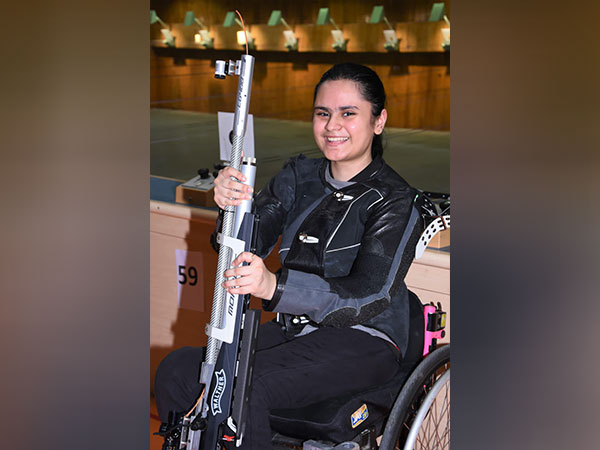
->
[151,108,449,194]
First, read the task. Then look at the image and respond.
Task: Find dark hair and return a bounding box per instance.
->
[313,63,386,158]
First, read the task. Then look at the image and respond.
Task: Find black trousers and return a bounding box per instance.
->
[154,321,401,450]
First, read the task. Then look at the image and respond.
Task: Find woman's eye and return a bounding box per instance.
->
[315,112,329,117]
[343,111,355,117]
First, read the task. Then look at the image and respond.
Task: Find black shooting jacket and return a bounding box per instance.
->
[251,154,424,357]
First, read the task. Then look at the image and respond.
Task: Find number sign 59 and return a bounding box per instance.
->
[178,265,198,286]
[175,249,204,312]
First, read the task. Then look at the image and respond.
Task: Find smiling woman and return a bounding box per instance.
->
[313,77,387,181]
[154,62,428,450]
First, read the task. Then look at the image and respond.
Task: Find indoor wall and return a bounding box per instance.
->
[150,1,450,130]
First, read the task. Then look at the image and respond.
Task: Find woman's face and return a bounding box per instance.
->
[313,79,386,175]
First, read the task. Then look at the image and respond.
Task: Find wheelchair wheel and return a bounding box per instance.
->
[378,345,450,450]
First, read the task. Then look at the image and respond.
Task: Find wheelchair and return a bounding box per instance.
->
[269,194,450,450]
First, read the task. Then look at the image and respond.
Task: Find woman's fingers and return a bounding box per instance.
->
[213,167,254,208]
[224,265,253,280]
[221,166,245,182]
[222,273,255,295]
[224,285,249,295]
[221,252,277,299]
[231,252,255,267]
[219,167,250,192]
[224,253,256,277]
[222,252,260,291]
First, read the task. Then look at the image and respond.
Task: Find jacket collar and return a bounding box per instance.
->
[319,155,384,188]
[350,155,384,183]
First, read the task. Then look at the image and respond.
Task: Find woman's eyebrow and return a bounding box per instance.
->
[313,105,359,112]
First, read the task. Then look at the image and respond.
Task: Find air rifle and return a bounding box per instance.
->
[177,53,259,449]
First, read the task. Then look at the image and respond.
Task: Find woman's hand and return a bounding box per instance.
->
[213,166,254,210]
[222,252,277,300]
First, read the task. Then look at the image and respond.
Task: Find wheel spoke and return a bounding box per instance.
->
[410,375,450,449]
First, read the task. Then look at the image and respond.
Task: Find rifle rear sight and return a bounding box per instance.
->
[214,60,242,79]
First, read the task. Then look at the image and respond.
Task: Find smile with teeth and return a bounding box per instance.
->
[326,137,349,143]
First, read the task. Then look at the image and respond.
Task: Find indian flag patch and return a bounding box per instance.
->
[351,404,369,428]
